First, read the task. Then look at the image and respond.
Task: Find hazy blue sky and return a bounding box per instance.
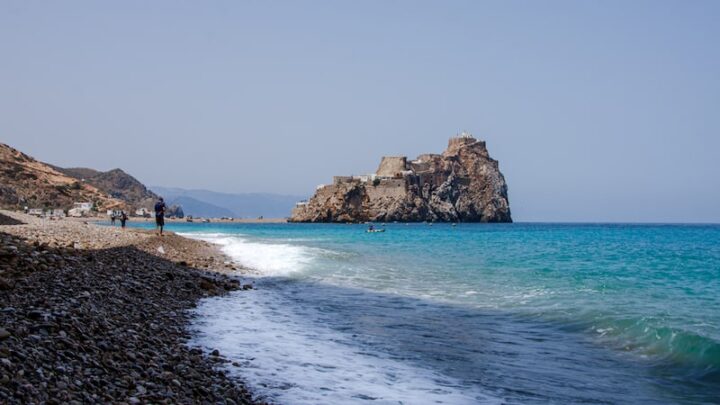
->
[1,1,718,222]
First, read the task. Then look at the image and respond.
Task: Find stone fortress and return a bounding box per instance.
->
[290,132,512,223]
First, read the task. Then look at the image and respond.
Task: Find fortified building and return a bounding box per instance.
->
[291,132,512,223]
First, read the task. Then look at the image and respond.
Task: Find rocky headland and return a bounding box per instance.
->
[0,211,261,404]
[51,166,160,212]
[290,133,512,223]
[0,143,183,215]
[0,144,126,212]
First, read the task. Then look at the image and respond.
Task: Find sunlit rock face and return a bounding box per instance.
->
[290,134,512,223]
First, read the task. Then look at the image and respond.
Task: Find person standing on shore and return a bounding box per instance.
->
[110,214,116,226]
[154,197,166,236]
[120,211,128,229]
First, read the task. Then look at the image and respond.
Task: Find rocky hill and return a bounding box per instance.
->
[53,166,158,210]
[0,143,126,211]
[290,133,512,223]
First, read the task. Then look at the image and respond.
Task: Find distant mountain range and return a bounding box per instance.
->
[151,186,304,219]
[163,196,235,218]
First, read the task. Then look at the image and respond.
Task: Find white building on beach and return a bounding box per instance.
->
[135,208,150,217]
[68,202,93,217]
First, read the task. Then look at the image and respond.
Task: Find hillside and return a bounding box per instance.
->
[0,143,126,211]
[53,166,158,210]
[0,142,296,217]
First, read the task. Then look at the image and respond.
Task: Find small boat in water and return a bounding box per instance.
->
[366,224,385,233]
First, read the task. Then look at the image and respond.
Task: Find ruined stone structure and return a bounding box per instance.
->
[290,133,512,223]
[376,157,408,178]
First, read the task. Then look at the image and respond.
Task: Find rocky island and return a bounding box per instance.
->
[290,132,512,223]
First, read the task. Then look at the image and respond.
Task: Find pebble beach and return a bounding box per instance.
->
[0,210,262,404]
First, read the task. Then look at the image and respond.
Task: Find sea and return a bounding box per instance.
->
[126,221,720,404]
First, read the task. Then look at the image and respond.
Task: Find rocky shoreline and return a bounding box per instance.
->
[0,211,264,404]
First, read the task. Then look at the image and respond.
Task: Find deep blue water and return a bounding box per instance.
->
[123,221,720,404]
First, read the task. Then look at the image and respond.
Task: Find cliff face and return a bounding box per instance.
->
[0,143,126,210]
[290,135,512,223]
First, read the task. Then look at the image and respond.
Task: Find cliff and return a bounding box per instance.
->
[289,134,512,223]
[0,143,126,211]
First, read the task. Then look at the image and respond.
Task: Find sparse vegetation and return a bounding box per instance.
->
[0,143,134,214]
[54,184,70,196]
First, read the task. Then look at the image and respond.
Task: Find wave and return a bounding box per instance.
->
[181,232,319,276]
[190,289,502,405]
[182,229,720,393]
[583,315,720,381]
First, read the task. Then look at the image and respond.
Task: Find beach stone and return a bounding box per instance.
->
[0,328,9,340]
[0,278,13,290]
[199,279,215,291]
[0,210,258,404]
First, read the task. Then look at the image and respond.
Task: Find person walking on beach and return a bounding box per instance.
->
[120,211,128,229]
[110,213,116,226]
[154,197,166,236]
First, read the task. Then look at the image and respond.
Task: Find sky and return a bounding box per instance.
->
[1,1,719,222]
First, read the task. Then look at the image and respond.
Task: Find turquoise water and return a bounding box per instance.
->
[126,221,720,403]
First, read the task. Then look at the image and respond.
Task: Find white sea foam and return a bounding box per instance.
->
[184,232,500,403]
[190,288,501,405]
[180,233,316,276]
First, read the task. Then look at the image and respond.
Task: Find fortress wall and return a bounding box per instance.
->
[366,178,407,200]
[416,172,451,188]
[380,178,406,188]
[415,154,441,162]
[447,137,476,149]
[376,156,408,177]
[291,205,307,218]
[333,176,355,185]
[409,161,433,173]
